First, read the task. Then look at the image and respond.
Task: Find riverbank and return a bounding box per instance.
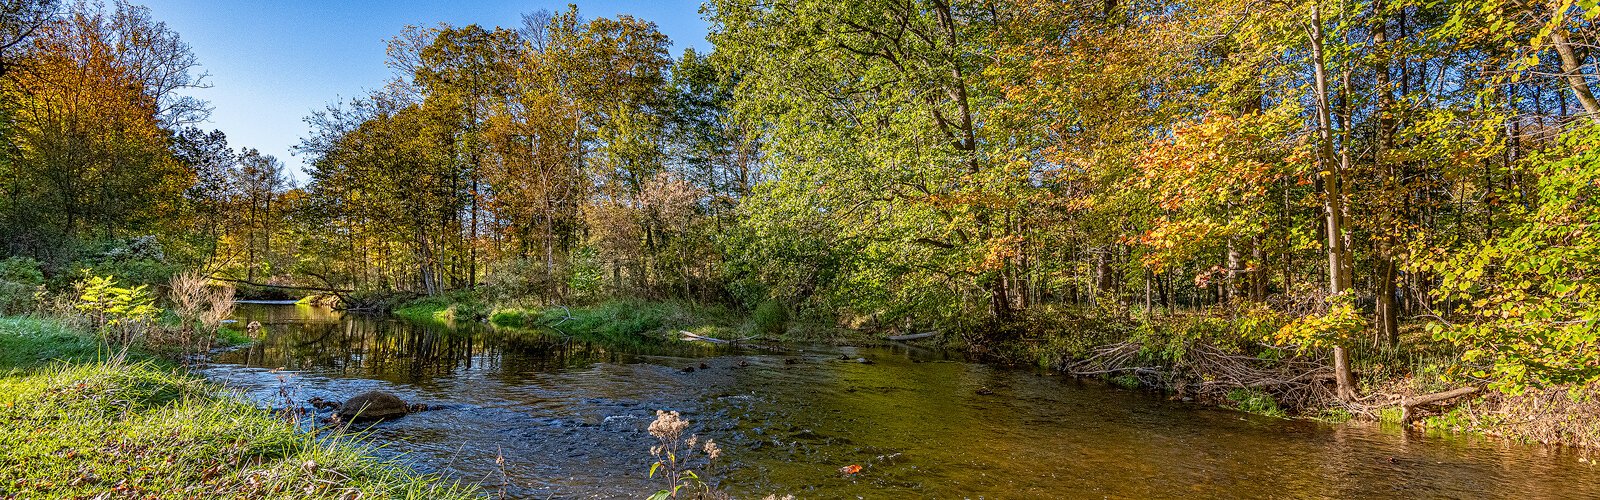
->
[0,316,478,499]
[395,294,858,344]
[386,294,1600,449]
[981,308,1600,448]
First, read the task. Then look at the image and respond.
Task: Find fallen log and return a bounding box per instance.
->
[209,276,353,294]
[1401,386,1479,425]
[886,331,939,341]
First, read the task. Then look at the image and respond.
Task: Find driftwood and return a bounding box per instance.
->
[886,331,939,341]
[1062,341,1337,410]
[1401,386,1479,425]
[678,331,756,344]
[550,305,574,326]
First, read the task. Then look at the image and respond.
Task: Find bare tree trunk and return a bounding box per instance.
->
[1310,2,1357,401]
[1374,0,1401,347]
[1550,19,1600,123]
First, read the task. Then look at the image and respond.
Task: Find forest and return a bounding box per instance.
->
[2,0,1600,495]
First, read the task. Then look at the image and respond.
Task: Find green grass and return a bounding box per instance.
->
[393,292,487,324]
[0,316,480,499]
[1225,388,1287,418]
[0,316,131,370]
[518,300,742,343]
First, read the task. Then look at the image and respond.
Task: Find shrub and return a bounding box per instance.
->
[483,257,555,302]
[73,274,161,346]
[166,272,237,355]
[752,299,789,336]
[67,236,176,288]
[0,256,44,285]
[565,246,605,304]
[0,257,45,314]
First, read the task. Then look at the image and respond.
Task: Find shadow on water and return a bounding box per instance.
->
[204,304,1600,499]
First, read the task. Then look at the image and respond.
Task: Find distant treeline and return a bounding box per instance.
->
[2,0,1599,396]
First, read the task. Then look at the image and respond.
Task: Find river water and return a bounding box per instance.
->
[201,303,1599,499]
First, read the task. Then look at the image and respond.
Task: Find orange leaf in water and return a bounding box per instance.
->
[839,464,862,475]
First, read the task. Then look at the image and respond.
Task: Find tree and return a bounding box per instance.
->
[709,0,1029,323]
[233,148,287,282]
[0,0,58,78]
[0,0,200,259]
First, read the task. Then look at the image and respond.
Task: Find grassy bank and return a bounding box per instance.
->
[392,293,856,345]
[0,316,478,499]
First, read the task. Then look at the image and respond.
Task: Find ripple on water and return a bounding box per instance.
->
[207,303,1600,499]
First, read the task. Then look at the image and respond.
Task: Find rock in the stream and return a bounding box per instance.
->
[338,391,409,421]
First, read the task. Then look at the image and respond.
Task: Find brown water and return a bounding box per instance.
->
[203,303,1600,499]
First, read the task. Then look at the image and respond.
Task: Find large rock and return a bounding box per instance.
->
[338,390,409,421]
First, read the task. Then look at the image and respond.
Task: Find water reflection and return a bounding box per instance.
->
[204,304,1600,499]
[221,306,726,385]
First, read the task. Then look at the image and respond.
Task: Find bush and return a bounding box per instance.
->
[64,236,176,288]
[165,272,237,355]
[565,246,605,304]
[0,257,45,315]
[483,257,555,302]
[0,257,44,285]
[72,274,162,346]
[752,299,789,336]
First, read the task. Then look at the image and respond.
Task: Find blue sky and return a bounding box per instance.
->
[138,1,712,182]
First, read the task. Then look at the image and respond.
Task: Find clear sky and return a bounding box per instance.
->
[137,0,712,182]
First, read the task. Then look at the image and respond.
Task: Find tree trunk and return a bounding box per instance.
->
[1550,21,1600,123]
[1374,0,1400,348]
[1309,2,1358,401]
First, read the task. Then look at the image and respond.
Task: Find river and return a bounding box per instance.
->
[200,303,1598,499]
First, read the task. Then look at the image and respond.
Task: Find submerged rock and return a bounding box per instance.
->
[338,390,409,421]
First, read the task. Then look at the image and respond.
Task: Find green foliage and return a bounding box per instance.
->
[65,236,177,288]
[1417,126,1600,395]
[1127,306,1285,363]
[751,299,789,336]
[1269,293,1367,350]
[565,246,605,305]
[0,257,45,314]
[0,257,44,285]
[72,274,162,344]
[1226,388,1286,418]
[1108,374,1141,389]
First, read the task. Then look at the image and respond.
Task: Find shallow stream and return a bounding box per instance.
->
[201,303,1600,498]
